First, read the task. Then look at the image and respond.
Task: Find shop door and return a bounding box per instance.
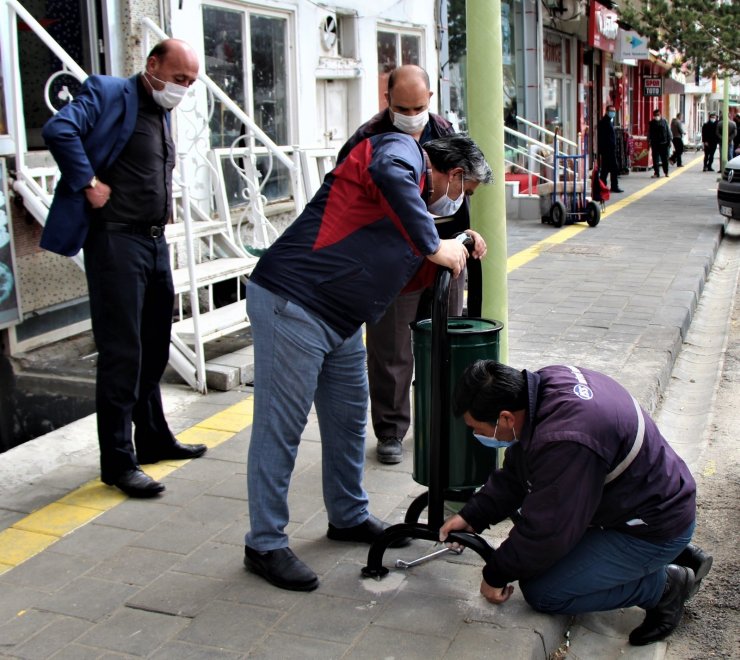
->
[17,0,105,149]
[316,79,348,150]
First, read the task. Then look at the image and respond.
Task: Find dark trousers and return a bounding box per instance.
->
[83,229,176,482]
[366,275,464,442]
[651,144,670,175]
[671,138,684,166]
[599,152,619,191]
[704,143,717,170]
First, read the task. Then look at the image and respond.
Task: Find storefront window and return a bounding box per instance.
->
[203,5,291,202]
[377,29,422,109]
[543,30,574,140]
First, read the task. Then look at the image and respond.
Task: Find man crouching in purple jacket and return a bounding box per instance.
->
[440,360,712,647]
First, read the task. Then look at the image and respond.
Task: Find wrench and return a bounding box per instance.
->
[395,546,462,569]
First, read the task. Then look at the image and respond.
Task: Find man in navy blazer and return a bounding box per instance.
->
[42,39,207,497]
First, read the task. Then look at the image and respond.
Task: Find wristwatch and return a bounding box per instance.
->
[86,176,98,189]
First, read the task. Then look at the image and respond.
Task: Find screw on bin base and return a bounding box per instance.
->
[360,522,495,580]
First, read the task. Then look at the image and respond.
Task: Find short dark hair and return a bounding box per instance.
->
[147,40,171,60]
[422,134,493,184]
[453,360,528,423]
[653,109,661,115]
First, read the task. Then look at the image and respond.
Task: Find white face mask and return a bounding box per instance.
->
[391,109,429,135]
[427,173,465,217]
[144,71,188,109]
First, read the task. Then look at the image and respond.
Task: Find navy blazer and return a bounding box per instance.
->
[41,74,154,256]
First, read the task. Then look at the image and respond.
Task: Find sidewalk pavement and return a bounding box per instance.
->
[0,153,728,659]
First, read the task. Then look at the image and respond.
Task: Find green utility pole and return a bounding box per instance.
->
[466,0,508,362]
[721,75,729,171]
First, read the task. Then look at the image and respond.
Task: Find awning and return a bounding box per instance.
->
[663,77,685,94]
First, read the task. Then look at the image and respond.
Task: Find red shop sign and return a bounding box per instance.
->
[643,77,663,97]
[589,1,618,53]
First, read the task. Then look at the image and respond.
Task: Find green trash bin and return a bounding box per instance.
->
[411,317,503,489]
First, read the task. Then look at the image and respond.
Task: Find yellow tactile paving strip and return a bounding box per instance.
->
[0,156,703,574]
[0,397,254,574]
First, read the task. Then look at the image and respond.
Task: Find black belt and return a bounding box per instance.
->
[99,221,166,238]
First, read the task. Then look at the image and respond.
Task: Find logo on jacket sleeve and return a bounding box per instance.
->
[573,384,594,400]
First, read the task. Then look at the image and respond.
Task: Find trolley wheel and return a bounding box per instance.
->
[585,201,601,227]
[551,201,566,228]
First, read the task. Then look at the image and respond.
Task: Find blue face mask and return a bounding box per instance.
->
[473,420,518,450]
[607,111,616,119]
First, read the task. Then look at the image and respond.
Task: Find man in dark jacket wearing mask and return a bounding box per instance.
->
[337,65,482,465]
[702,112,719,171]
[441,360,712,647]
[648,108,672,178]
[596,104,623,192]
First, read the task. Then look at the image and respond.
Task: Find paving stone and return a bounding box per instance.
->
[173,542,245,580]
[371,589,466,638]
[148,640,242,659]
[86,547,181,587]
[203,473,247,500]
[275,593,377,644]
[444,620,552,659]
[37,577,137,622]
[10,615,91,659]
[125,572,227,618]
[76,607,189,656]
[0,609,57,647]
[92,499,180,532]
[248,631,348,659]
[0,584,48,624]
[0,550,96,593]
[349,625,450,659]
[50,523,142,561]
[47,643,107,659]
[176,600,280,650]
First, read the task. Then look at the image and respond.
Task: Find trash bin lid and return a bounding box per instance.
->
[412,317,503,335]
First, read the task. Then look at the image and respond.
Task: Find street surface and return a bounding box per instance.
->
[0,152,736,658]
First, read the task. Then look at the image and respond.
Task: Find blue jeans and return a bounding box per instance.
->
[244,281,370,551]
[519,521,695,614]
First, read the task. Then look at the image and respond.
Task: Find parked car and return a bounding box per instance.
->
[718,155,740,220]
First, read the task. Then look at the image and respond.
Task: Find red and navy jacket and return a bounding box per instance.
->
[250,133,440,338]
[458,366,697,588]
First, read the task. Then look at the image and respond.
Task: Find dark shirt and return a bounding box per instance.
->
[97,76,175,226]
[702,121,718,145]
[597,114,616,156]
[648,118,671,146]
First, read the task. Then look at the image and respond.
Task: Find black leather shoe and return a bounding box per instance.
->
[672,543,712,598]
[243,546,318,591]
[137,440,207,464]
[610,188,624,193]
[104,468,165,498]
[327,513,411,547]
[629,564,695,646]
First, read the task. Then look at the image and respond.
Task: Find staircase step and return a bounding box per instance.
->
[166,220,231,242]
[205,345,254,391]
[171,257,257,294]
[171,301,249,344]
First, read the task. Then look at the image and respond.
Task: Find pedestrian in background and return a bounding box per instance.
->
[716,114,737,163]
[336,65,480,465]
[733,113,740,159]
[40,39,207,498]
[243,134,492,593]
[596,104,623,192]
[441,360,713,647]
[670,112,685,167]
[701,112,719,172]
[648,109,672,178]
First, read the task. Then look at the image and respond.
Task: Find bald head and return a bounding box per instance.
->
[145,38,199,91]
[385,65,433,138]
